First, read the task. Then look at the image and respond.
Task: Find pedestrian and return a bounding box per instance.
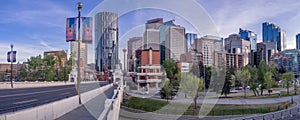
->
[285,102,289,109]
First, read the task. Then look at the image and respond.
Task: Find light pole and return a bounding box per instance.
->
[123,49,127,71]
[77,2,82,104]
[10,44,14,88]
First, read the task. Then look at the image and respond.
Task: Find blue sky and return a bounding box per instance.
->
[1,0,300,64]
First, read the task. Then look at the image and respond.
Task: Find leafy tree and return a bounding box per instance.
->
[265,71,274,95]
[160,80,172,102]
[163,59,178,81]
[181,73,203,109]
[234,67,250,98]
[246,66,259,96]
[190,61,210,93]
[258,60,268,95]
[280,72,294,95]
[221,67,234,97]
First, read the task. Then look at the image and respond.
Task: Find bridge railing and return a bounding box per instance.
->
[99,84,123,120]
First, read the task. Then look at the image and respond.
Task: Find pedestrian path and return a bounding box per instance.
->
[57,86,117,120]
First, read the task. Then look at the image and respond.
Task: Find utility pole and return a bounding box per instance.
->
[77,2,82,104]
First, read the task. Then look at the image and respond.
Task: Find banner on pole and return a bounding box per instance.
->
[82,17,93,43]
[7,51,16,62]
[66,17,77,42]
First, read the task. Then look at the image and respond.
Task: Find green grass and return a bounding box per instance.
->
[122,97,296,116]
[123,97,168,112]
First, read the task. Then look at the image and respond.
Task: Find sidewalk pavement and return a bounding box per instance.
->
[57,85,117,120]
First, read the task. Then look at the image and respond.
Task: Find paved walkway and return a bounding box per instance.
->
[128,91,295,105]
[56,85,117,120]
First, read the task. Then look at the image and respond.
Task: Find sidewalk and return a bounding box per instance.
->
[57,86,117,120]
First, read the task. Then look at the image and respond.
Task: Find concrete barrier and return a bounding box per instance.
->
[0,83,113,120]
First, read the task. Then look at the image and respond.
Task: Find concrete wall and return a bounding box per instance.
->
[0,83,113,120]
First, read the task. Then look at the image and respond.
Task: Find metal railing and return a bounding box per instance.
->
[237,105,300,120]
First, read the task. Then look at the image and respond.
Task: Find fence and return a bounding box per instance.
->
[237,105,300,120]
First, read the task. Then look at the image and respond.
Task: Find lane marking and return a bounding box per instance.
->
[60,92,70,96]
[13,99,38,105]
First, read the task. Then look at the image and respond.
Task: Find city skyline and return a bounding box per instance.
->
[1,0,300,64]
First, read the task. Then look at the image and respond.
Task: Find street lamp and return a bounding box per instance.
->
[77,2,82,104]
[123,49,127,71]
[10,44,14,88]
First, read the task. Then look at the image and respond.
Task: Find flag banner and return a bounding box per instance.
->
[66,17,77,42]
[7,51,16,62]
[82,17,93,43]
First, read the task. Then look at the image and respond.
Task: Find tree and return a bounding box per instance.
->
[280,72,294,95]
[258,60,268,95]
[265,71,274,95]
[234,67,250,98]
[160,80,172,102]
[221,67,234,97]
[162,59,180,94]
[246,66,259,96]
[181,73,203,109]
[190,61,211,93]
[43,55,56,81]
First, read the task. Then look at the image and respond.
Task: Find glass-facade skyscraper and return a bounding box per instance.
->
[239,28,257,51]
[95,12,118,72]
[296,34,300,50]
[185,33,197,50]
[262,22,286,52]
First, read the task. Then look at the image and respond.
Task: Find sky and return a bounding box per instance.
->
[1,0,300,64]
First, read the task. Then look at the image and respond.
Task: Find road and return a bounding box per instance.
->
[57,85,117,120]
[0,81,109,114]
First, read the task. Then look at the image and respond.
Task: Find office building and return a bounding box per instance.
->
[127,37,142,72]
[256,42,276,65]
[95,12,118,71]
[271,49,300,77]
[143,18,163,51]
[165,25,187,61]
[143,29,160,50]
[239,28,257,51]
[185,33,197,50]
[194,35,223,66]
[262,22,286,52]
[225,34,251,66]
[296,34,300,50]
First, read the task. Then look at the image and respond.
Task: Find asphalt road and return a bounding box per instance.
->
[0,81,109,114]
[57,85,117,120]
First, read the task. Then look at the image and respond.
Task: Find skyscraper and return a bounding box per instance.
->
[296,34,300,50]
[95,12,118,71]
[262,22,286,52]
[127,37,142,72]
[165,25,186,61]
[194,35,223,66]
[225,34,251,66]
[239,28,257,51]
[185,33,197,50]
[158,19,186,62]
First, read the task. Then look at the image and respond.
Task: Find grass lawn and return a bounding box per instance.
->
[123,97,296,116]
